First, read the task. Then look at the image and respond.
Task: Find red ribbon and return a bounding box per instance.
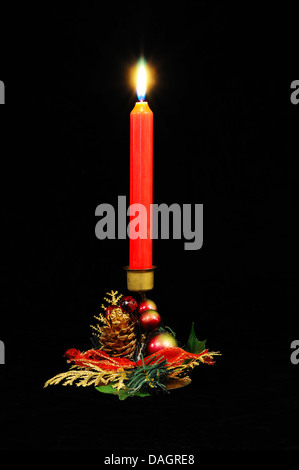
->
[64,346,215,371]
[137,347,215,366]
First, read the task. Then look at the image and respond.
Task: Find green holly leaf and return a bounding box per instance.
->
[186,322,206,354]
[95,384,150,400]
[95,384,121,396]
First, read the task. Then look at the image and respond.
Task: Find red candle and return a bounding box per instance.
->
[129,63,153,269]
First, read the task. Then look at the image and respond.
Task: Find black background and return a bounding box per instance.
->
[0,1,298,461]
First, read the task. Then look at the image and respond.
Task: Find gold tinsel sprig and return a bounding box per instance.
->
[44,364,128,389]
[90,290,124,335]
[102,290,123,307]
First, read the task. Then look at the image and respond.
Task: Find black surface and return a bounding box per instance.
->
[0,2,298,461]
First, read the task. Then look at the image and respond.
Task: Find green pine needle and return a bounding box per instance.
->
[124,353,170,396]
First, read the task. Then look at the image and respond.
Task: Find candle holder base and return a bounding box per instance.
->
[44,288,221,400]
[124,267,156,293]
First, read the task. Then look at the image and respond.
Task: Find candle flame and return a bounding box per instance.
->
[137,63,147,101]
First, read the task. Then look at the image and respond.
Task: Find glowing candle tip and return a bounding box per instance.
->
[137,63,147,102]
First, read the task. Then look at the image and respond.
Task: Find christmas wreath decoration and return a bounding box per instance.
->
[44,291,220,399]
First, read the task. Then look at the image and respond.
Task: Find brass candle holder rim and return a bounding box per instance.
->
[124,266,157,272]
[124,266,156,293]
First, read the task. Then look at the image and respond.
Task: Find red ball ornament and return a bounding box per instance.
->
[105,305,118,318]
[121,296,137,314]
[146,332,178,355]
[138,299,157,315]
[139,310,161,332]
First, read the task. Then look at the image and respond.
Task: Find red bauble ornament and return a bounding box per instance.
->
[138,299,157,315]
[146,332,178,355]
[105,305,118,318]
[139,310,161,332]
[121,296,137,314]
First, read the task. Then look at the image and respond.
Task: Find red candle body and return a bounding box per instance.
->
[129,101,153,269]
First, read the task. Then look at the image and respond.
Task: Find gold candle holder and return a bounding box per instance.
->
[124,266,156,293]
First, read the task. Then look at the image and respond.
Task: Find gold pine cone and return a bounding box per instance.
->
[99,308,137,359]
